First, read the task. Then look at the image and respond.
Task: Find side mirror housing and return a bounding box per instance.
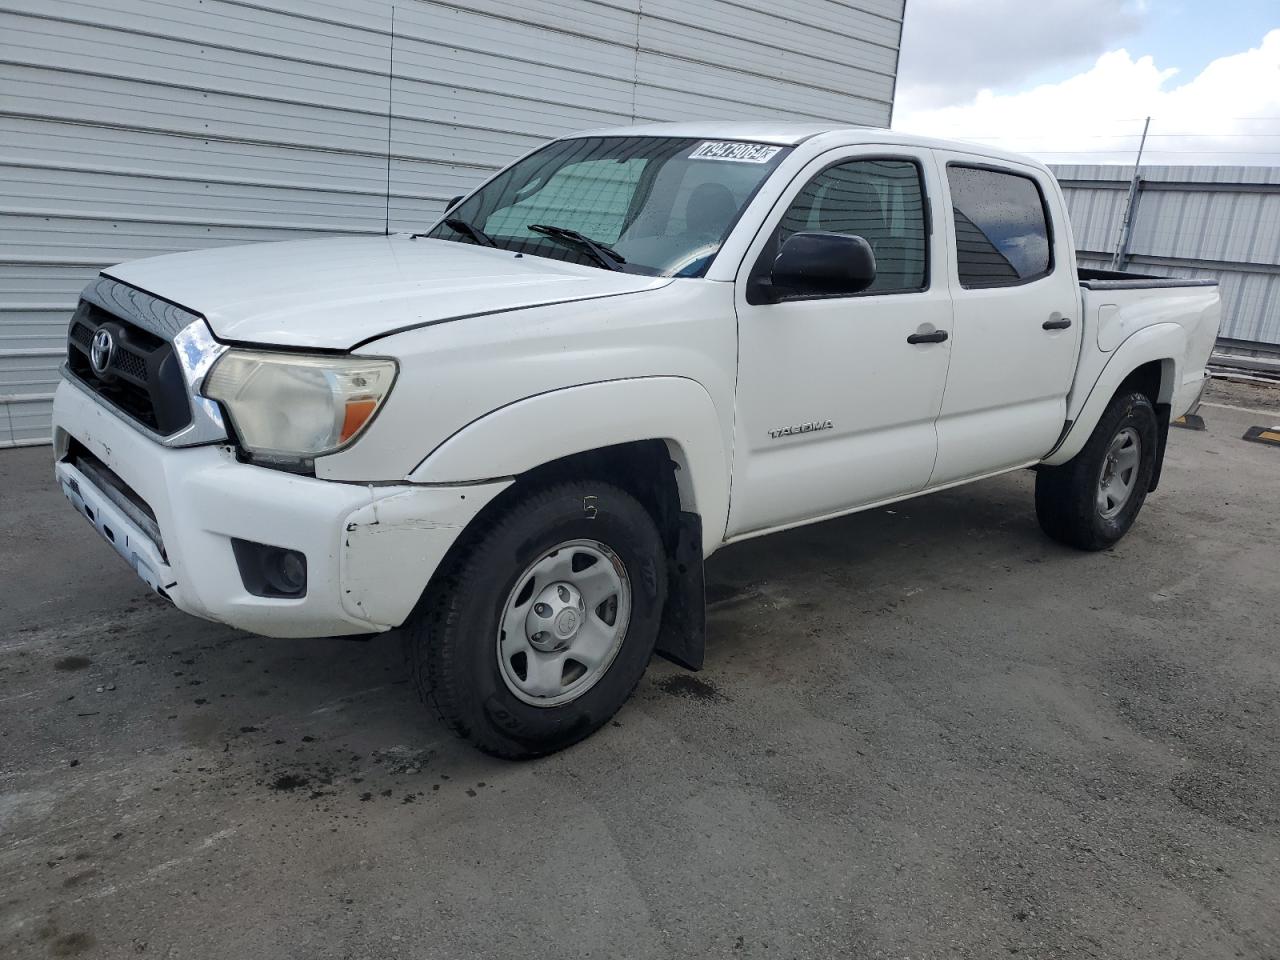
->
[761,231,877,302]
[445,194,465,211]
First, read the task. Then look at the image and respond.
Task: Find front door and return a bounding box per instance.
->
[927,155,1082,486]
[727,147,953,538]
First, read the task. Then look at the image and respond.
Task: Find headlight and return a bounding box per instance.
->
[203,350,397,464]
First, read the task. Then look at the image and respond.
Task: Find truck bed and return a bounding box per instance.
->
[1068,268,1222,431]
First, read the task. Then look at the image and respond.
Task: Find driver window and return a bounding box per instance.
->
[776,158,928,294]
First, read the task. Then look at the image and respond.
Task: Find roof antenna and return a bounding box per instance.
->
[383,6,396,236]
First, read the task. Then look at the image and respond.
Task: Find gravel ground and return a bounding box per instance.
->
[1,380,1278,960]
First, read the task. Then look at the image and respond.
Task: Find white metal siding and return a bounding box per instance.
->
[1053,163,1280,349]
[0,0,904,446]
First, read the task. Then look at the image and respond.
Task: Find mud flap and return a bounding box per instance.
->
[655,511,705,671]
[1149,403,1171,492]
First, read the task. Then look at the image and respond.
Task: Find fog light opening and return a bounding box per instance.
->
[231,538,308,599]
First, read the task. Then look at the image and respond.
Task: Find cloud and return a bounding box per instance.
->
[897,0,1149,109]
[893,30,1280,165]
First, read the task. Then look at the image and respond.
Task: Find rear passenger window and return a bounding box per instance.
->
[947,165,1051,288]
[777,158,928,294]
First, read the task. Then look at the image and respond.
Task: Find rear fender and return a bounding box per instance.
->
[408,377,730,555]
[1044,323,1183,466]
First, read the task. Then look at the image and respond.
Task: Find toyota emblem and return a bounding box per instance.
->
[89,328,115,376]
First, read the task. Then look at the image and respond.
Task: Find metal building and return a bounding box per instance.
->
[1052,164,1280,352]
[0,0,906,448]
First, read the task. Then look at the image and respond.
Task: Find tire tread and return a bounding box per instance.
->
[1035,391,1157,551]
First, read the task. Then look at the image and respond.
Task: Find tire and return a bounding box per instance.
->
[405,480,666,759]
[1035,390,1159,551]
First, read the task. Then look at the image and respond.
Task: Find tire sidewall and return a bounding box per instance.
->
[446,484,665,754]
[1090,393,1158,544]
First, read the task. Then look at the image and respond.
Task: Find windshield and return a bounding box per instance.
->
[424,136,792,277]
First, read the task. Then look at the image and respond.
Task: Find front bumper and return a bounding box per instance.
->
[52,380,508,638]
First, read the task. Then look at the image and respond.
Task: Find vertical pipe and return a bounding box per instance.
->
[1111,116,1150,270]
[384,6,396,236]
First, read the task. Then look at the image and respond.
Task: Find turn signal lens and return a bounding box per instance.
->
[339,397,380,444]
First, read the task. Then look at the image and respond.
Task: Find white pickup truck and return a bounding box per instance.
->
[53,123,1220,757]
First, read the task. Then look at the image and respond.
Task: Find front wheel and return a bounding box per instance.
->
[405,480,666,758]
[1035,391,1159,551]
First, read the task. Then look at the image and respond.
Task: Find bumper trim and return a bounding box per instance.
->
[56,459,177,602]
[70,446,167,558]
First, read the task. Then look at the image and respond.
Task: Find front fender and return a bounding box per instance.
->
[409,377,730,555]
[1044,323,1183,466]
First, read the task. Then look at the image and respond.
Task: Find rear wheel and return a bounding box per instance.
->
[1035,391,1159,551]
[405,480,666,758]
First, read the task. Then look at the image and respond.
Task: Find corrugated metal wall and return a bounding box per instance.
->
[1052,164,1280,349]
[0,0,906,447]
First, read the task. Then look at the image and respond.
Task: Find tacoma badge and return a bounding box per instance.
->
[768,419,834,440]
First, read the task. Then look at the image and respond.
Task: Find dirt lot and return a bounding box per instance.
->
[2,381,1278,960]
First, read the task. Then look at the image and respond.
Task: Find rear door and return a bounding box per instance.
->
[928,156,1081,487]
[727,146,952,537]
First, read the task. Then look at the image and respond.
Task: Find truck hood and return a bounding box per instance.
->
[103,235,672,350]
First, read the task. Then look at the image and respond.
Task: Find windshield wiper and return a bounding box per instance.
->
[527,224,626,271]
[442,217,496,247]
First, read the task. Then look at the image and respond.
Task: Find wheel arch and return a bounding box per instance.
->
[408,377,730,555]
[1117,357,1175,407]
[1044,324,1184,467]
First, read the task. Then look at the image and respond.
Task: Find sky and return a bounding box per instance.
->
[892,0,1280,165]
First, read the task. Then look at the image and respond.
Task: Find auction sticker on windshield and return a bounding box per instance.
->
[689,141,783,163]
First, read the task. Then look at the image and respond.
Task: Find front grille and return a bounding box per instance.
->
[66,300,192,435]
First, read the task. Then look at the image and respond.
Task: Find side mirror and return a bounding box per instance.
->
[445,194,465,211]
[766,231,876,300]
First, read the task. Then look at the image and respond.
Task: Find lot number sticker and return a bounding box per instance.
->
[689,141,782,163]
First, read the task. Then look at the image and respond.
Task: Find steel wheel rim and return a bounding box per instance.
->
[1097,426,1142,520]
[496,539,632,708]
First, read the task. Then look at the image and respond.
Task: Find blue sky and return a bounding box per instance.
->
[894,0,1280,164]
[1121,1,1275,79]
[1012,0,1278,92]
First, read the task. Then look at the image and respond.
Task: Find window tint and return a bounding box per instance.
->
[947,165,1051,287]
[776,159,928,294]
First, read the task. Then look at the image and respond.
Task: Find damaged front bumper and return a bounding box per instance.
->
[52,380,508,638]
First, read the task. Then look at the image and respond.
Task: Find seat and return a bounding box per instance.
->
[683,182,738,240]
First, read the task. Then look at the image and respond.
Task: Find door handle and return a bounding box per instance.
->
[907,329,948,345]
[1043,316,1073,330]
